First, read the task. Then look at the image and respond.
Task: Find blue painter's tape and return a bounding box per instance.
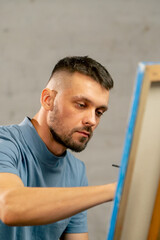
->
[107,62,146,240]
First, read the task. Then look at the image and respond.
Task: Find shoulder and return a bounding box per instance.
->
[0,124,24,172]
[0,123,23,145]
[0,123,24,157]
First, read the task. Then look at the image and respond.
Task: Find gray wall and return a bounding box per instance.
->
[0,0,160,239]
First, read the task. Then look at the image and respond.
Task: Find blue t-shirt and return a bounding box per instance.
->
[0,117,88,240]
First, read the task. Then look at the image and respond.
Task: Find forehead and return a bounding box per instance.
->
[62,72,109,106]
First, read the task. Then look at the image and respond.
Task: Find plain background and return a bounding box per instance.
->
[0,1,160,239]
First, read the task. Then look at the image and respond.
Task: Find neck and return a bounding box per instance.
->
[31,109,66,156]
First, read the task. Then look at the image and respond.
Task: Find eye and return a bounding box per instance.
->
[76,102,86,108]
[96,110,104,117]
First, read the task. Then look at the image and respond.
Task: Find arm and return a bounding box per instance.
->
[0,173,116,226]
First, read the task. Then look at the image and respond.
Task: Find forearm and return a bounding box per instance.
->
[0,183,116,226]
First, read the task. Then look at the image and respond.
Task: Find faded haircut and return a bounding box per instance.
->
[49,56,114,90]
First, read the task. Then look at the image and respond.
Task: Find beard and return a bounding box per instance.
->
[49,125,93,152]
[48,104,93,152]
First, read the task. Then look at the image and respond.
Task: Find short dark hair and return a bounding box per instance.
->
[49,56,114,90]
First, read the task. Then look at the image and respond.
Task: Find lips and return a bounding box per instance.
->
[77,131,90,138]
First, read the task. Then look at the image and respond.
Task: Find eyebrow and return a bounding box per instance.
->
[72,96,108,111]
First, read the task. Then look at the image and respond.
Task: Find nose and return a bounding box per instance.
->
[82,110,97,127]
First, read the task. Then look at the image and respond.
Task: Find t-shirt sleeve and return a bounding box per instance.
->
[64,161,88,233]
[0,131,19,176]
[64,210,88,234]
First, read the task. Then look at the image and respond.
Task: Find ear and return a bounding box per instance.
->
[40,88,57,111]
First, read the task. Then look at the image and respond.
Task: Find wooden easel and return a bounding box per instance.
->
[148,180,160,240]
[107,63,160,240]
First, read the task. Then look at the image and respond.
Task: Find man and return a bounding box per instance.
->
[0,56,116,240]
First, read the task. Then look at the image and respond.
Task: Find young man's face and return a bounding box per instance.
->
[48,72,110,152]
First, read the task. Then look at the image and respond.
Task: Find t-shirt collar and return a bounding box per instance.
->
[19,117,67,167]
